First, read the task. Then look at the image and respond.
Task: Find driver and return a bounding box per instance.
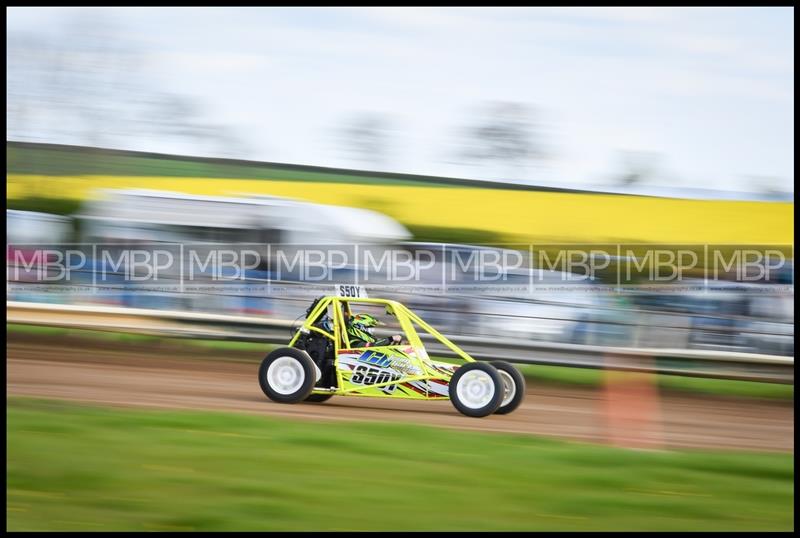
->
[345,312,403,348]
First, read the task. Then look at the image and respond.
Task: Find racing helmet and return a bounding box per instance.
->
[350,313,384,337]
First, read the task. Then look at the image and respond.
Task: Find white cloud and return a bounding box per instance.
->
[6,7,795,193]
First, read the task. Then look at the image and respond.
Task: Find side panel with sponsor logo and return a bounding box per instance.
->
[337,347,457,399]
[424,360,460,397]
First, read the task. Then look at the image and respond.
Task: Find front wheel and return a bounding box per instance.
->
[259,348,317,404]
[448,362,504,418]
[491,361,525,415]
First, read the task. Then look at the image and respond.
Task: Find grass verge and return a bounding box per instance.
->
[6,398,794,531]
[513,363,794,400]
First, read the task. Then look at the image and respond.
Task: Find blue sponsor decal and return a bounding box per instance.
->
[357,350,392,369]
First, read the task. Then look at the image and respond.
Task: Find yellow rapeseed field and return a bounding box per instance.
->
[7,174,794,245]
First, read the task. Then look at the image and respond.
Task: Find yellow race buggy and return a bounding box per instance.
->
[257,295,525,417]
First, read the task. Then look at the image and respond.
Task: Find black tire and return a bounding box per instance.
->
[258,348,317,404]
[491,361,526,415]
[304,393,334,403]
[448,362,504,418]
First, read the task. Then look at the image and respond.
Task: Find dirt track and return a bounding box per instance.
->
[6,335,794,452]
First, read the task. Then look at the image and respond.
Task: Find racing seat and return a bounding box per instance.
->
[298,316,337,388]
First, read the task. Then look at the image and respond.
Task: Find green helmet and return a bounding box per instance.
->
[348,313,384,342]
[351,313,383,328]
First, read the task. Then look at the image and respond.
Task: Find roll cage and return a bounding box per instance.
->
[288,296,477,394]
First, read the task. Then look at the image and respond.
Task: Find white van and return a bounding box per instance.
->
[6,209,72,244]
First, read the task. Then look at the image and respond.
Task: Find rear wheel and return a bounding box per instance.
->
[491,361,525,415]
[259,348,316,404]
[448,362,503,418]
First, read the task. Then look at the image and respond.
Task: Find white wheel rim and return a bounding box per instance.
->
[456,369,496,409]
[267,356,305,395]
[498,370,516,407]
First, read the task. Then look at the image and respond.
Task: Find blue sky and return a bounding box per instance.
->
[6,7,794,194]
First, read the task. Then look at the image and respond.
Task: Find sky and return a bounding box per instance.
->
[6,7,795,195]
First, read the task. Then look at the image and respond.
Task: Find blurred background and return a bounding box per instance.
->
[6,6,795,532]
[6,7,794,357]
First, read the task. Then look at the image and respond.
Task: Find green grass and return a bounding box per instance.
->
[656,373,794,400]
[6,398,794,531]
[6,142,470,187]
[6,141,588,193]
[6,195,84,216]
[7,323,271,354]
[7,143,409,184]
[515,363,795,400]
[8,322,793,400]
